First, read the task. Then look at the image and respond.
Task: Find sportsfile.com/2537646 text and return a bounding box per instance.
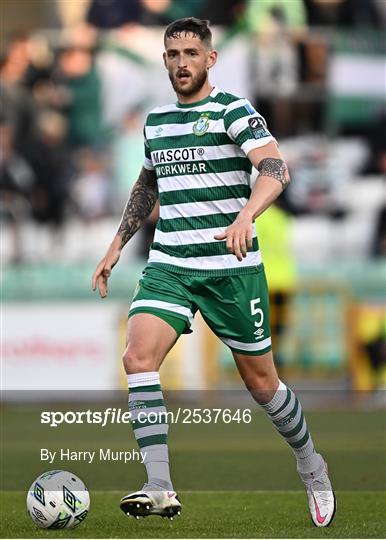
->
[40,408,253,427]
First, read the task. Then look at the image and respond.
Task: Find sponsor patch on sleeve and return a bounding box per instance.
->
[248,117,270,140]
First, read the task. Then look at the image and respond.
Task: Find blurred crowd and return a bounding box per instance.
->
[1,0,386,263]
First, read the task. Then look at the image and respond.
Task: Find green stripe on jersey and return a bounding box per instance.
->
[159,184,250,206]
[174,92,239,108]
[151,237,258,259]
[144,145,151,159]
[155,157,252,178]
[234,126,256,148]
[150,132,232,151]
[157,212,239,233]
[212,92,240,106]
[223,105,250,131]
[147,110,225,126]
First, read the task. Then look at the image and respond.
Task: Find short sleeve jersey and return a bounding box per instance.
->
[143,87,276,276]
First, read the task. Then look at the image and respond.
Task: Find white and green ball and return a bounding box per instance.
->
[26,470,90,529]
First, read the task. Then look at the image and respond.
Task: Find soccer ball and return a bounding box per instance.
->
[26,470,90,529]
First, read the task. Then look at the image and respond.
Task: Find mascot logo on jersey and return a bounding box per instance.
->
[193,114,210,136]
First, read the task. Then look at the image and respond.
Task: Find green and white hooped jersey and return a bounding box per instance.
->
[143,87,276,276]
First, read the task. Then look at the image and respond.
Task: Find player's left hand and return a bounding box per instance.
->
[214,211,253,262]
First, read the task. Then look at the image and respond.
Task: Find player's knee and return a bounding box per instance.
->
[242,370,278,395]
[122,346,155,374]
[245,374,278,405]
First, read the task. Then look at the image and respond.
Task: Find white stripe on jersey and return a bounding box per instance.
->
[154,226,257,246]
[148,250,262,270]
[146,119,226,140]
[223,98,252,114]
[158,171,249,193]
[150,144,245,163]
[159,198,248,219]
[143,157,154,170]
[228,116,254,138]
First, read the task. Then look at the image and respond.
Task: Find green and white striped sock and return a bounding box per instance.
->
[128,371,173,490]
[261,380,323,474]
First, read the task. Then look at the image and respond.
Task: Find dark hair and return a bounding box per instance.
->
[164,17,212,48]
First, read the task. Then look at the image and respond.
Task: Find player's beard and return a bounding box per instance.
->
[169,68,208,97]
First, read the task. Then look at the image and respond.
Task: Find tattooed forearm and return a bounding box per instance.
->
[117,167,158,247]
[257,158,290,189]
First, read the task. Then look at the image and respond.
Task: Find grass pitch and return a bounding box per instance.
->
[1,406,385,537]
[1,490,386,538]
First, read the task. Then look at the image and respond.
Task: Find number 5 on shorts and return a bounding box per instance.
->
[250,298,264,328]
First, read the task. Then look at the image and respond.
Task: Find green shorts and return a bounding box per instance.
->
[129,264,272,356]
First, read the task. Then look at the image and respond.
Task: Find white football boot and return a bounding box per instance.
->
[299,459,336,527]
[120,488,181,520]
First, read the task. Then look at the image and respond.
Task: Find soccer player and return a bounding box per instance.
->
[92,17,336,527]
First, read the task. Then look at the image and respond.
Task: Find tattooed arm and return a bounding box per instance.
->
[214,141,291,261]
[117,167,158,248]
[256,156,290,191]
[92,167,158,297]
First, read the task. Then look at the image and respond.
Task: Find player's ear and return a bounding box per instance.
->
[163,51,167,69]
[207,50,217,70]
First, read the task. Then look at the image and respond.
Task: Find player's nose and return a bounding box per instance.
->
[177,54,187,68]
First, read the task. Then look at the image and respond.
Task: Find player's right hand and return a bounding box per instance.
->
[92,246,121,298]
